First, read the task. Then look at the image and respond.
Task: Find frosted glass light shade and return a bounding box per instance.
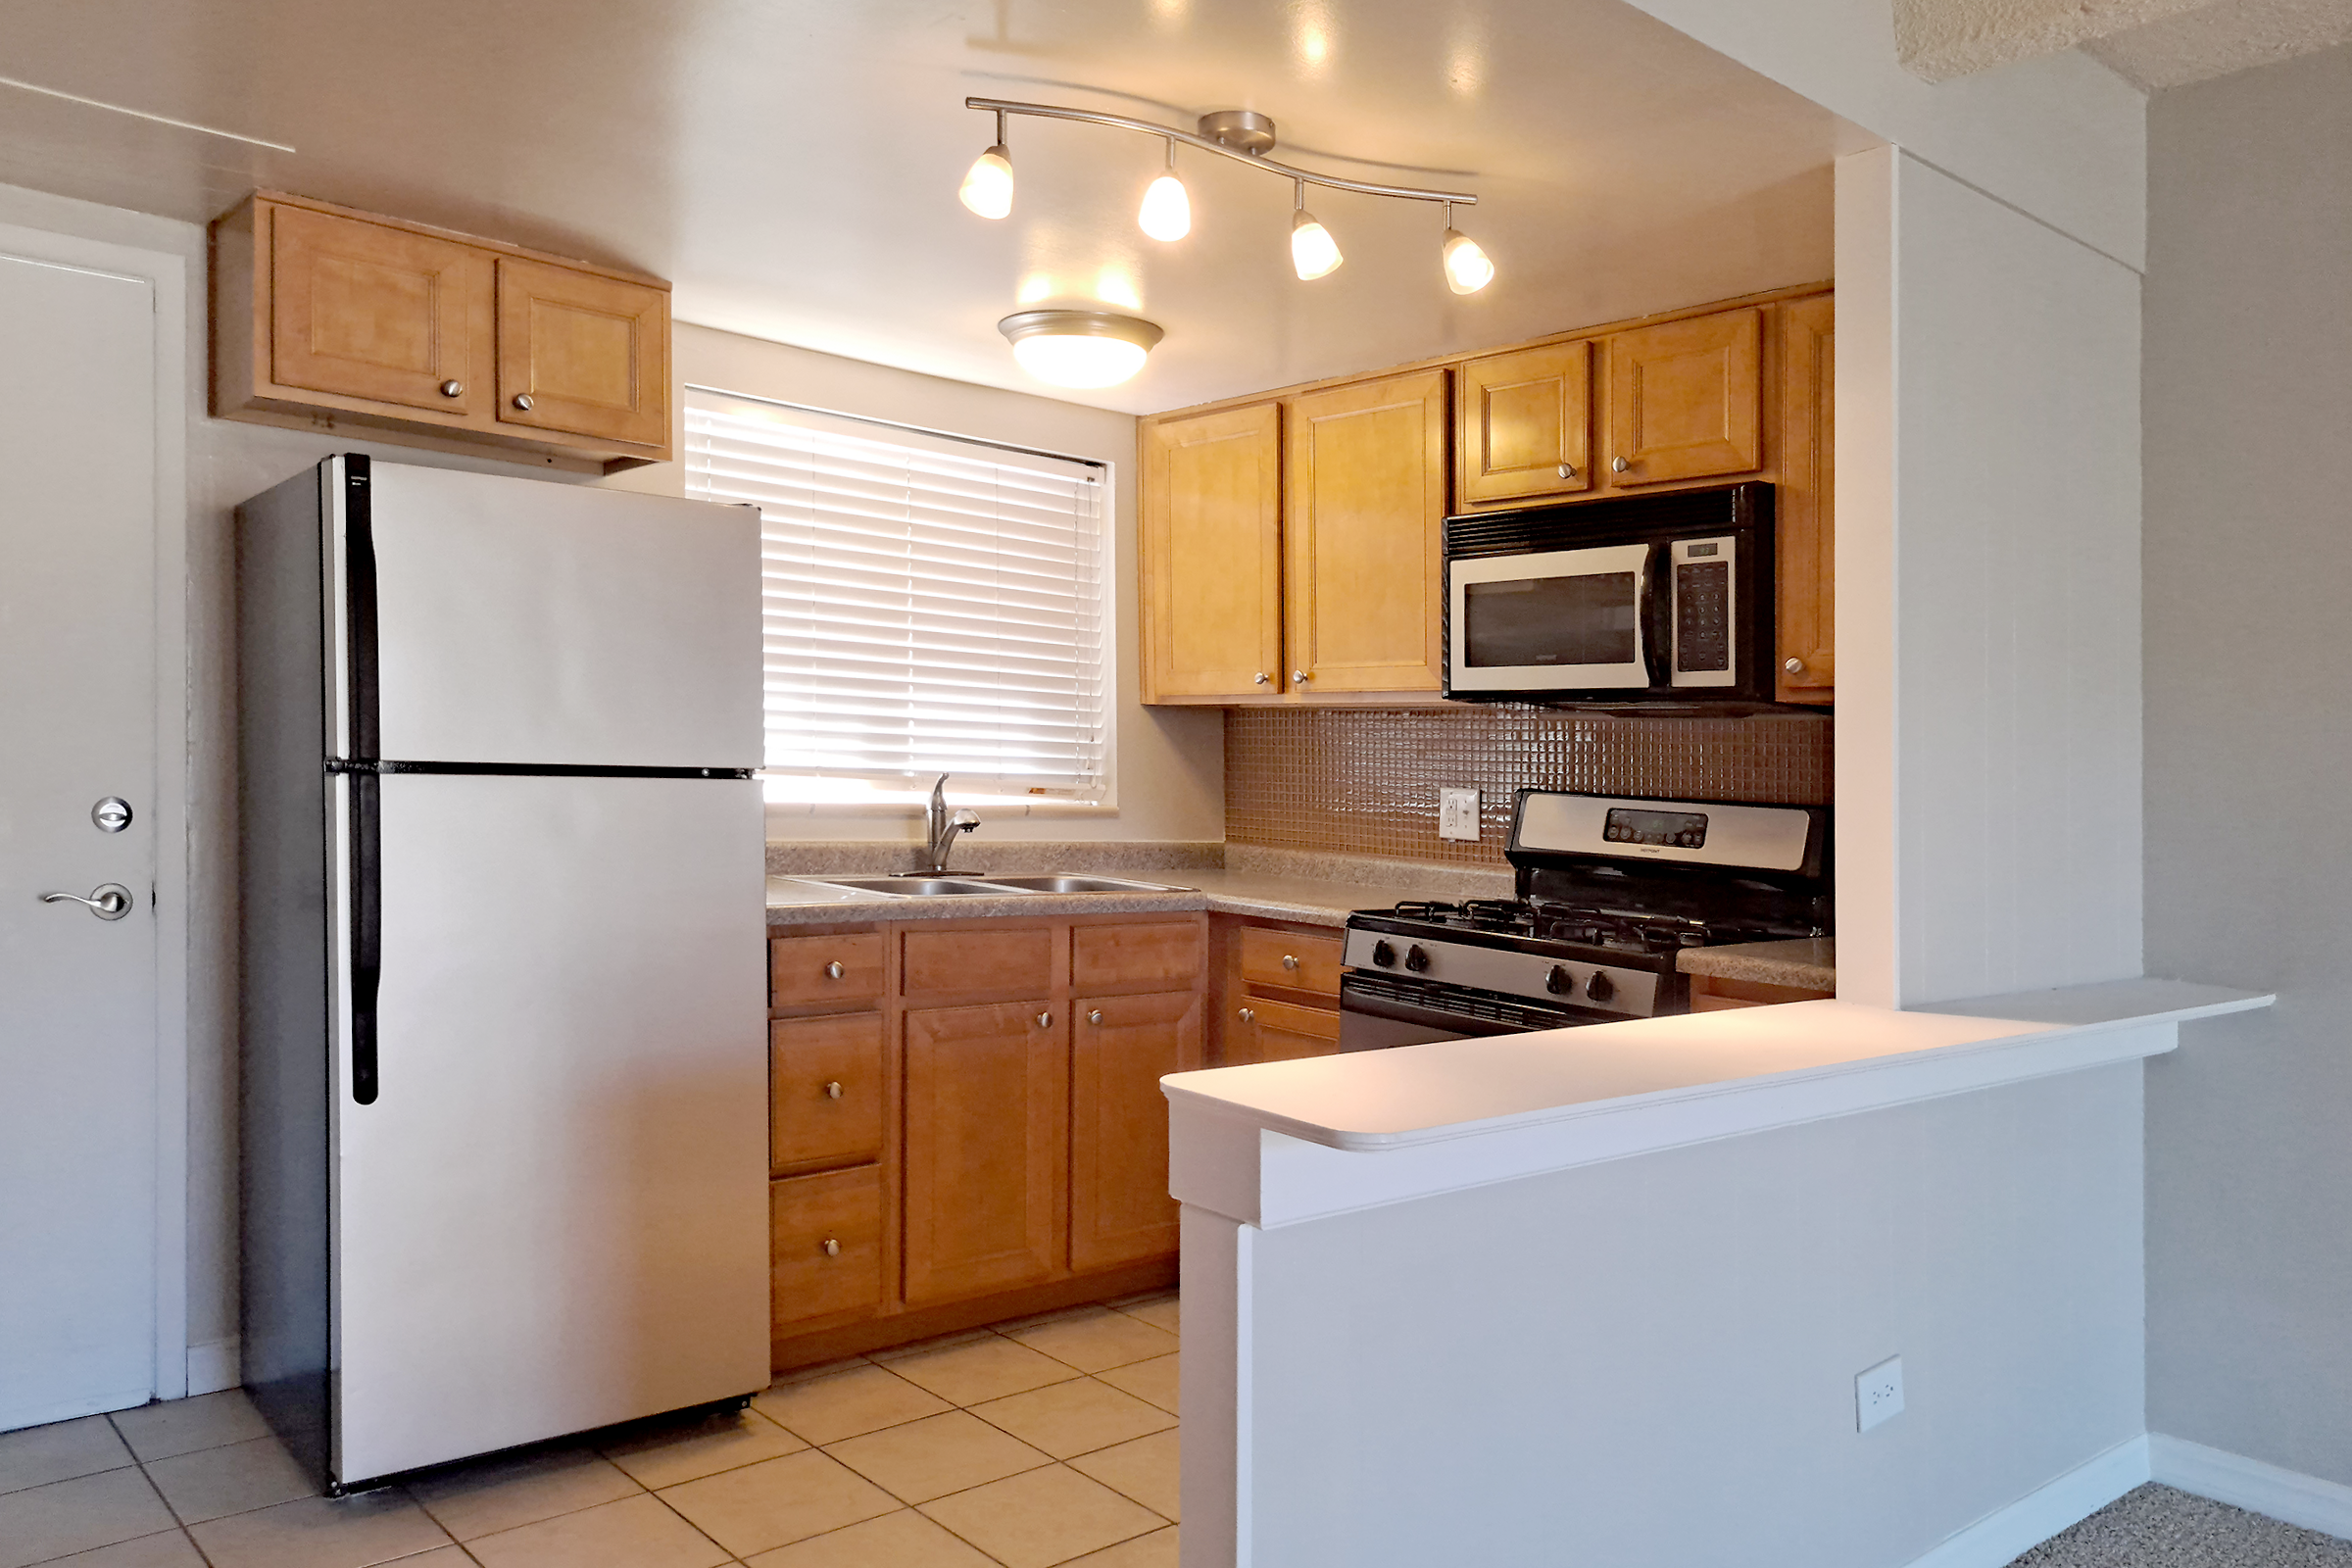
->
[1442,227,1494,293]
[1291,210,1343,279]
[999,310,1165,388]
[1139,173,1192,241]
[959,146,1014,219]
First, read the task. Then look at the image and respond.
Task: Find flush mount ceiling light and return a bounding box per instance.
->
[957,97,1493,297]
[999,309,1166,388]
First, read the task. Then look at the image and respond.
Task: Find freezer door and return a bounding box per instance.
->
[330,772,768,1484]
[359,462,760,767]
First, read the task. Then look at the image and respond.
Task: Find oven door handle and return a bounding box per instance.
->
[1640,541,1673,688]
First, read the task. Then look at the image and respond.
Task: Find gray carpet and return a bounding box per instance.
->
[2010,1486,2352,1566]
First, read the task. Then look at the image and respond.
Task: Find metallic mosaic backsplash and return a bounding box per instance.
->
[1225,707,1834,866]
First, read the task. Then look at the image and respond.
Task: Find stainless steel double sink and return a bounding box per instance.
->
[796,874,1193,898]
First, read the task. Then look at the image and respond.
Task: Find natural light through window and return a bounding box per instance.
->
[683,387,1109,808]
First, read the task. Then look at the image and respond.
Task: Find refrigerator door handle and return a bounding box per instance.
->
[352,770,382,1104]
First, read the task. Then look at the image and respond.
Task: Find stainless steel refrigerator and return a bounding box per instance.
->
[237,455,769,1490]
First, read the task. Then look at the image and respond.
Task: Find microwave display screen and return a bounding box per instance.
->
[1463,573,1637,667]
[1604,808,1708,848]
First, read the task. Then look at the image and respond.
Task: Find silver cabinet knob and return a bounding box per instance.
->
[1237,1006,1255,1024]
[439,379,464,397]
[823,960,846,980]
[1253,671,1270,685]
[1037,1010,1053,1029]
[40,884,132,920]
[1088,1009,1103,1025]
[1784,657,1805,674]
[824,1081,843,1100]
[1556,462,1577,479]
[512,393,535,411]
[91,797,132,833]
[821,1238,841,1256]
[1281,954,1299,970]
[1612,456,1630,473]
[1291,669,1312,683]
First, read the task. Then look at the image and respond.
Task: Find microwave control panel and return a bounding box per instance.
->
[1669,536,1738,687]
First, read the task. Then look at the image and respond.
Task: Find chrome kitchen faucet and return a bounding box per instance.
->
[917,773,981,874]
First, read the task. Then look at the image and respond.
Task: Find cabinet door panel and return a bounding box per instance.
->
[1285,369,1449,693]
[1776,295,1835,703]
[270,204,490,415]
[771,1166,884,1326]
[902,1001,1065,1303]
[1071,991,1197,1271]
[1457,341,1592,505]
[1604,309,1762,485]
[1142,404,1284,700]
[1225,997,1340,1065]
[496,257,669,448]
[770,1013,885,1174]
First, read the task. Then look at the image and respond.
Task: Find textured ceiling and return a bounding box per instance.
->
[0,0,1853,415]
[1894,0,2352,87]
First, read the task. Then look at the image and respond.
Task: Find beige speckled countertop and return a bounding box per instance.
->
[765,864,1504,930]
[1676,937,1836,991]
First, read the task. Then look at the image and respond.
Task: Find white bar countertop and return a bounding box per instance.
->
[1163,978,2273,1227]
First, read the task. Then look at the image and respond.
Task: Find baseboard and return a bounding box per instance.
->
[2150,1433,2352,1542]
[1905,1435,2151,1568]
[186,1337,242,1396]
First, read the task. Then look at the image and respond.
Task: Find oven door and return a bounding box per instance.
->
[1447,542,1661,693]
[1339,974,1597,1052]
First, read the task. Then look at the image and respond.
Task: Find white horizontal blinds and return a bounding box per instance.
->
[684,391,1107,797]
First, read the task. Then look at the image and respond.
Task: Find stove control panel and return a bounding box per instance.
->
[1344,928,1659,1017]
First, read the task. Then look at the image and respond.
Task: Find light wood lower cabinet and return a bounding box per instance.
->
[1225,997,1342,1065]
[770,1013,885,1176]
[771,1166,886,1326]
[1214,914,1345,1065]
[1071,990,1199,1271]
[902,1000,1068,1305]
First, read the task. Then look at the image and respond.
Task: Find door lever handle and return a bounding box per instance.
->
[40,883,132,920]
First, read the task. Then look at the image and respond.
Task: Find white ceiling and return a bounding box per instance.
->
[0,0,1852,413]
[1893,0,2352,87]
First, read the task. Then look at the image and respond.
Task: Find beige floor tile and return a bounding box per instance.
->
[110,1392,272,1463]
[407,1446,641,1541]
[754,1364,951,1446]
[24,1530,209,1567]
[0,1468,176,1568]
[0,1415,134,1497]
[144,1434,320,1525]
[657,1449,898,1558]
[183,1489,450,1568]
[1065,1430,1178,1521]
[822,1411,1049,1504]
[464,1492,725,1568]
[917,1464,1163,1568]
[882,1337,1080,1407]
[600,1406,807,1489]
[1002,1310,1179,1375]
[378,1552,474,1567]
[1062,1525,1178,1567]
[740,1506,998,1567]
[1093,1354,1178,1416]
[865,1329,997,1362]
[767,1356,874,1388]
[966,1380,1174,1461]
[1109,1296,1179,1337]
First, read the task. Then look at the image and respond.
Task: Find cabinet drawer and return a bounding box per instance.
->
[1226,996,1341,1066]
[770,1165,884,1326]
[901,926,1054,1000]
[1073,920,1204,991]
[771,1013,885,1174]
[1239,927,1343,997]
[770,932,884,1009]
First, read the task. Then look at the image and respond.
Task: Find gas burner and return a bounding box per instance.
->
[1459,899,1537,929]
[1390,901,1461,920]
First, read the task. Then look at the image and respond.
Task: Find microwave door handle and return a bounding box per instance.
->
[1640,542,1673,688]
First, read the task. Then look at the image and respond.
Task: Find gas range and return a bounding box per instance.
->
[1338,790,1831,1051]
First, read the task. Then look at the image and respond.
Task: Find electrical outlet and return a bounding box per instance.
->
[1439,788,1480,841]
[1856,1355,1905,1433]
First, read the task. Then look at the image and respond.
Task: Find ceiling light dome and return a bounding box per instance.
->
[999,310,1165,388]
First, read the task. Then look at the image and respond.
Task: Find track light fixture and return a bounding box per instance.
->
[957,96,1493,298]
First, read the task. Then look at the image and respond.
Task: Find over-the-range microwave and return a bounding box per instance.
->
[1443,482,1780,710]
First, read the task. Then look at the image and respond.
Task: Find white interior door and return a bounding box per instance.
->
[0,243,162,1430]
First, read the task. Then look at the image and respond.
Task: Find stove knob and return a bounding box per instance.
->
[1545,964,1573,996]
[1586,970,1616,1004]
[1404,944,1431,973]
[1372,940,1396,968]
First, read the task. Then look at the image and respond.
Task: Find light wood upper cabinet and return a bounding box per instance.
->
[1603,307,1763,486]
[1283,368,1449,694]
[1141,403,1285,701]
[1069,990,1198,1271]
[495,257,668,448]
[213,191,671,472]
[1776,295,1835,704]
[1456,340,1592,505]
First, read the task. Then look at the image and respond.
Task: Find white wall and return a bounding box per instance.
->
[2141,42,2352,1486]
[1833,147,2145,1008]
[1238,1064,2147,1566]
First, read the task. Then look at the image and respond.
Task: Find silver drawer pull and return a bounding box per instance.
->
[824,1081,843,1100]
[1281,954,1299,970]
[1037,1010,1053,1029]
[1238,1006,1255,1024]
[821,1238,841,1256]
[1612,455,1630,473]
[1088,1009,1103,1025]
[439,379,464,397]
[1556,462,1576,479]
[823,960,846,980]
[513,393,535,411]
